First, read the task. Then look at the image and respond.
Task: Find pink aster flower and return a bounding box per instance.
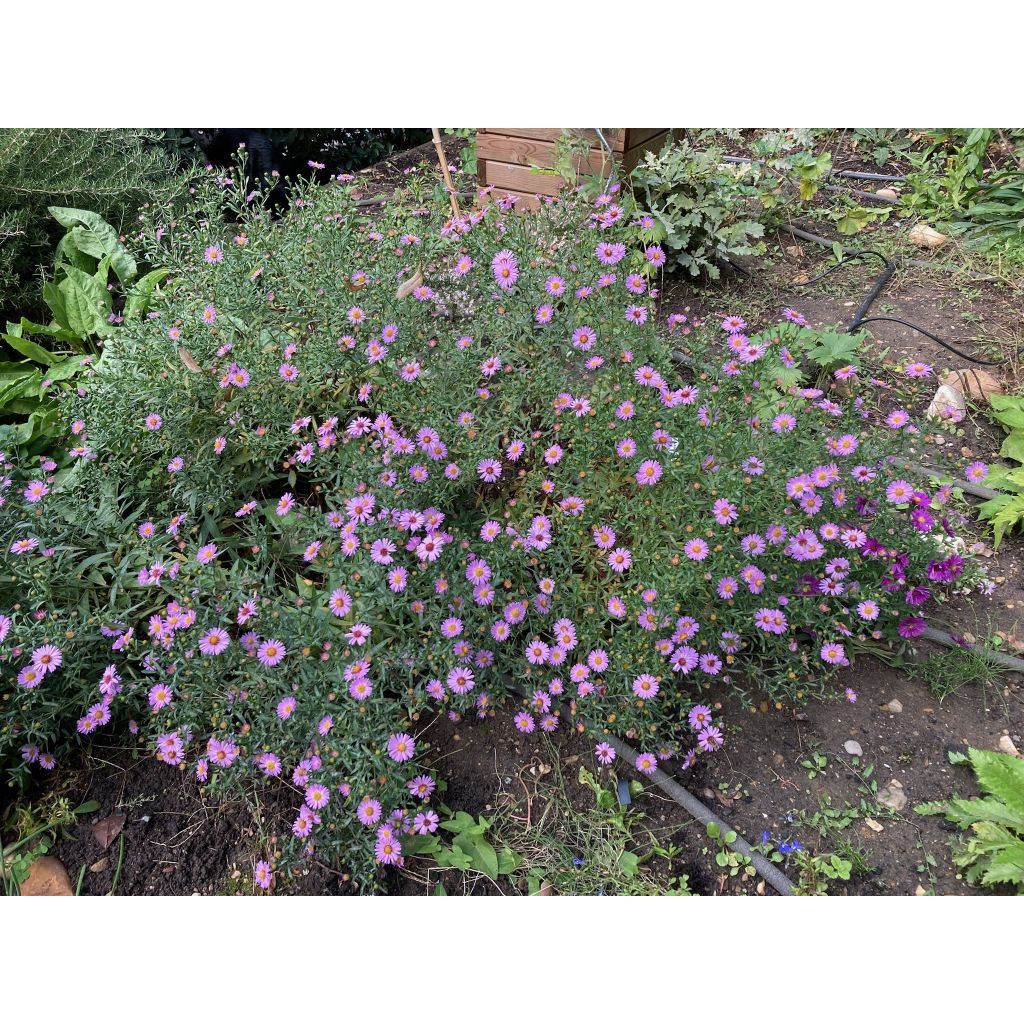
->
[636,459,663,486]
[148,683,173,710]
[595,742,616,765]
[256,639,286,667]
[635,752,658,775]
[32,644,63,674]
[199,628,230,655]
[387,733,415,762]
[607,547,632,573]
[514,711,535,734]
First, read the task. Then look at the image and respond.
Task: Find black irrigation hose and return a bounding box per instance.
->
[606,734,795,895]
[506,679,796,894]
[785,226,1021,366]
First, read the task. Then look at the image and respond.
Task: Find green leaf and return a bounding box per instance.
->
[433,883,448,896]
[969,747,1024,818]
[125,267,169,320]
[0,332,56,366]
[617,850,640,878]
[49,206,137,284]
[59,266,110,339]
[999,430,1024,465]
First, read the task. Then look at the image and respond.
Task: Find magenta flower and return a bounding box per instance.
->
[595,742,616,765]
[256,639,286,667]
[32,644,63,674]
[305,783,330,810]
[636,459,663,486]
[148,683,173,710]
[387,733,415,762]
[199,628,230,655]
[635,751,658,775]
[514,711,535,733]
[254,860,272,890]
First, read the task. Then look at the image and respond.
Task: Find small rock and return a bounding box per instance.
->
[998,735,1020,758]
[883,699,904,714]
[90,857,109,873]
[909,223,948,248]
[844,740,863,757]
[785,245,803,257]
[915,884,929,896]
[941,368,1002,405]
[772,753,785,766]
[875,187,899,201]
[926,384,966,421]
[20,856,74,896]
[877,779,908,812]
[864,817,885,833]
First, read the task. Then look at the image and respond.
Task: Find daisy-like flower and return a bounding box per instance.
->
[145,412,163,431]
[305,783,330,810]
[257,639,286,667]
[595,241,626,265]
[276,492,296,516]
[885,479,913,504]
[148,683,173,710]
[477,458,501,482]
[633,673,659,699]
[254,860,272,890]
[199,628,230,655]
[636,459,662,486]
[204,245,224,263]
[407,775,436,800]
[607,547,632,573]
[387,733,415,762]
[965,460,988,483]
[32,644,63,674]
[276,697,296,720]
[595,742,616,765]
[698,726,724,752]
[357,798,383,827]
[635,752,658,775]
[514,711,535,733]
[201,304,217,324]
[257,753,282,777]
[684,538,709,561]
[196,542,218,565]
[625,304,648,325]
[820,642,848,666]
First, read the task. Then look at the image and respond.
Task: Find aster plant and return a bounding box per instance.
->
[0,167,988,887]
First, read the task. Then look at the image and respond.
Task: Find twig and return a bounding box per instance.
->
[431,129,461,220]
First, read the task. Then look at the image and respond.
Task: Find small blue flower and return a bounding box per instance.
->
[778,839,804,855]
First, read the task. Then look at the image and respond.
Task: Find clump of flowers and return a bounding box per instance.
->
[0,166,988,886]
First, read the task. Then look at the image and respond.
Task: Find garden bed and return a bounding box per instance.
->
[6,129,1024,897]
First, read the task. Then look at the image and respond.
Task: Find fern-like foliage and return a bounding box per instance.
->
[916,747,1024,892]
[0,129,180,319]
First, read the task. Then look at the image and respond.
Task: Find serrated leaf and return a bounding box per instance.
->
[969,748,1024,818]
[999,430,1024,465]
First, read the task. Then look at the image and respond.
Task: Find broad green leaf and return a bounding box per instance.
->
[49,206,137,284]
[999,430,1024,465]
[59,266,110,339]
[0,332,56,366]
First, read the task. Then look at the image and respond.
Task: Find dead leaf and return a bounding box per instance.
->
[92,813,126,850]
[90,857,109,873]
[395,267,423,299]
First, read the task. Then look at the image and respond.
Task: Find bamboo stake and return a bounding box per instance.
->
[431,128,461,220]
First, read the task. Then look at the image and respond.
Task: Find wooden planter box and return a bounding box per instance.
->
[477,128,672,209]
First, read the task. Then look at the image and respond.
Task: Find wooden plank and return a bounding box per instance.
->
[622,132,670,171]
[481,128,629,153]
[477,135,616,179]
[481,159,568,197]
[477,187,543,211]
[623,128,670,150]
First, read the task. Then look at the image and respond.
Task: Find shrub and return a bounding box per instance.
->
[0,168,988,887]
[631,139,767,278]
